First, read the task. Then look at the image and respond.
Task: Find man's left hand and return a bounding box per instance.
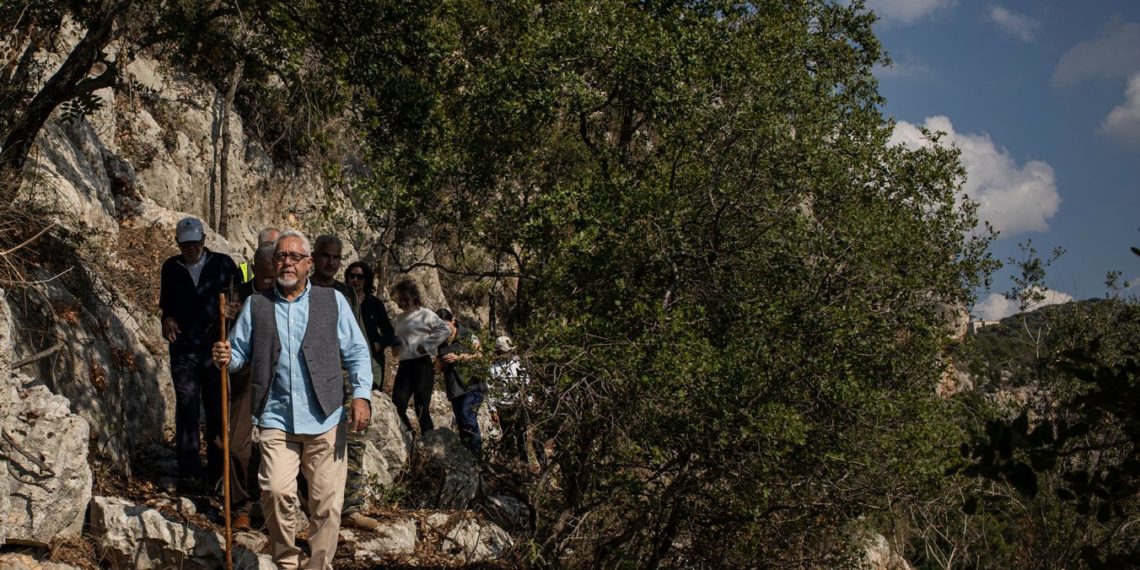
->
[350,398,371,432]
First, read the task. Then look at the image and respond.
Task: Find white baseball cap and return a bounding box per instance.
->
[176,217,205,243]
[495,335,515,353]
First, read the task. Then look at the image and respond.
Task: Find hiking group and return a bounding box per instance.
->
[159,217,538,569]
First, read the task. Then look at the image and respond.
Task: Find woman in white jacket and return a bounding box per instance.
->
[389,278,451,433]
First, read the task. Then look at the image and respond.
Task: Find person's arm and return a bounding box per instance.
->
[360,297,383,352]
[335,291,374,431]
[377,300,397,347]
[228,298,253,370]
[158,260,182,342]
[158,259,173,321]
[424,311,452,350]
[335,292,374,400]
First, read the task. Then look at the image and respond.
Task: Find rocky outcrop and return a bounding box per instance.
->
[9,45,393,472]
[483,494,530,530]
[1,290,93,547]
[89,496,273,570]
[427,513,514,563]
[861,532,913,570]
[1,373,93,546]
[358,391,414,492]
[354,517,418,562]
[411,429,483,510]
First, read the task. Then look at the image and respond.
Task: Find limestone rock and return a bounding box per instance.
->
[234,530,268,554]
[861,532,913,570]
[412,429,483,510]
[354,517,418,561]
[89,496,272,569]
[439,518,514,562]
[358,392,413,495]
[936,358,974,399]
[2,373,92,546]
[178,497,196,516]
[483,494,530,530]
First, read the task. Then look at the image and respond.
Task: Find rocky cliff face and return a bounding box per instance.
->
[5,43,442,470]
[1,33,528,566]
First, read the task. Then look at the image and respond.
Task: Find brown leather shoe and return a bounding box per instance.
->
[342,511,379,531]
[233,514,252,531]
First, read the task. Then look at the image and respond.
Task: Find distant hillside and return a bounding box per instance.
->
[967,299,1104,381]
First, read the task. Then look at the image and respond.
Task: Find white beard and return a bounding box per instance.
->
[277,274,299,288]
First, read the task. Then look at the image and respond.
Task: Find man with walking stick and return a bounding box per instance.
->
[213,229,373,569]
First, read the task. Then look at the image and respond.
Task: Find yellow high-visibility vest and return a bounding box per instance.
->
[239,261,253,284]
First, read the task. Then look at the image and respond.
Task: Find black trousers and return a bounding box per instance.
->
[392,355,434,433]
[170,349,223,481]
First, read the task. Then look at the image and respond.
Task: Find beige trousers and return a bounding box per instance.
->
[259,425,347,570]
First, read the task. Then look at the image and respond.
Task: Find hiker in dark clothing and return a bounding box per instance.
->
[345,261,397,391]
[436,308,486,456]
[159,216,239,487]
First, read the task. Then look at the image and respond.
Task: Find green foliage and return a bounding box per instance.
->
[955,247,1140,567]
[312,0,995,565]
[58,93,104,125]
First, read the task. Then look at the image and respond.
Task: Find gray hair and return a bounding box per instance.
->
[313,234,343,251]
[275,229,312,255]
[253,243,276,267]
[257,227,280,245]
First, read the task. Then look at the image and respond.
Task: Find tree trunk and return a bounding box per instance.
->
[0,0,131,202]
[218,60,244,239]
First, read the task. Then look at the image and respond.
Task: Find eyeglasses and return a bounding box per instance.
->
[273,252,310,264]
[347,273,365,280]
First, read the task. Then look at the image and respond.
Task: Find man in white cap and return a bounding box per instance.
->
[159,216,239,489]
[489,335,544,465]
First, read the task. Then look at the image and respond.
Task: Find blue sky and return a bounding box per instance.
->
[867,0,1140,319]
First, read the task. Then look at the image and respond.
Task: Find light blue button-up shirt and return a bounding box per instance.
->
[227,281,372,435]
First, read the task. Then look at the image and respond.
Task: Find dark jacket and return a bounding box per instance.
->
[360,294,397,362]
[439,324,486,399]
[159,249,239,352]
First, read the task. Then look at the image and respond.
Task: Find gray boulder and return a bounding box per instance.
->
[89,496,273,569]
[354,517,418,562]
[1,370,92,546]
[483,494,530,529]
[412,429,483,510]
[358,391,414,494]
[428,515,513,563]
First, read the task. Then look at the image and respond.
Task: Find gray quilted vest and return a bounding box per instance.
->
[248,284,342,418]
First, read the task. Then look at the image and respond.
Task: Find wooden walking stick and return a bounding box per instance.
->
[218,293,233,570]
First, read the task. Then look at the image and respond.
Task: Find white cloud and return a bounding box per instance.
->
[867,0,953,25]
[987,6,1041,43]
[973,287,1074,321]
[1102,73,1140,142]
[1053,19,1140,87]
[890,116,1061,236]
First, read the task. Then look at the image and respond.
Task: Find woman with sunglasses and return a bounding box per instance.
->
[345,261,396,391]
